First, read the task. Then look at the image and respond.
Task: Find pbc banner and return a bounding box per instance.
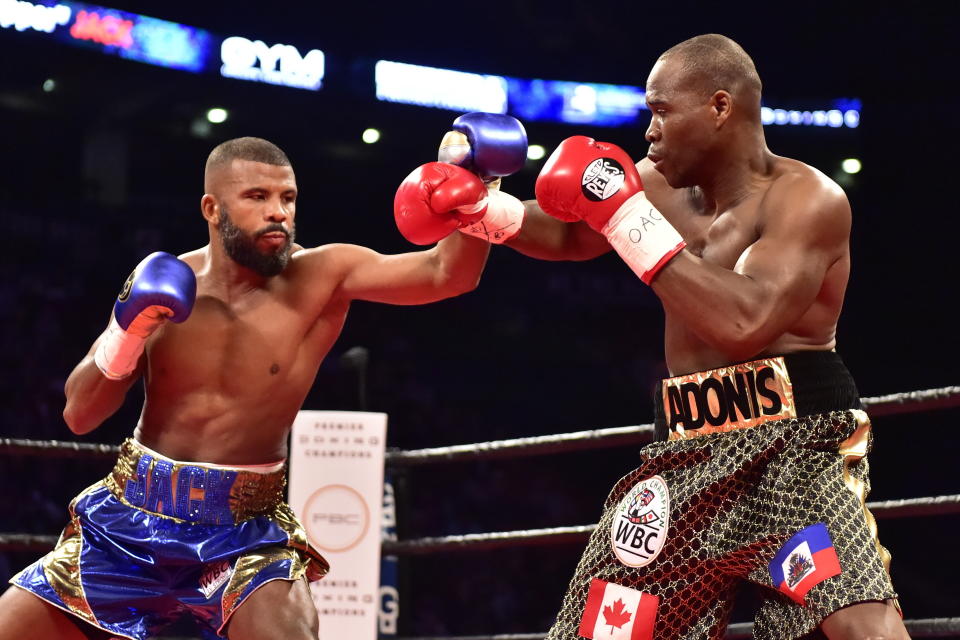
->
[289,411,388,640]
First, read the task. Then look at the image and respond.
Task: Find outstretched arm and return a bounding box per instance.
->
[300,232,491,306]
[503,200,613,261]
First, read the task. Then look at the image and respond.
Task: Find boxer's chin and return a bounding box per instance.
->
[219,215,292,277]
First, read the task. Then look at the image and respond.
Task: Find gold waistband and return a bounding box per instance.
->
[662,356,797,440]
[105,439,287,525]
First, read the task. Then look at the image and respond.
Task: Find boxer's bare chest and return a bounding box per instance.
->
[151,275,346,395]
[645,181,776,373]
[136,269,350,459]
[659,186,766,269]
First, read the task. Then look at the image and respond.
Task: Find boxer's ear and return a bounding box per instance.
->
[712,90,733,129]
[201,194,219,224]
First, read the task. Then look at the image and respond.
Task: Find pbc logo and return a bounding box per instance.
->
[610,475,669,567]
[581,157,625,201]
[304,484,370,552]
[312,512,362,525]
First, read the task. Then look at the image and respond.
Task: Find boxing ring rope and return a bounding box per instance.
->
[2,385,959,637]
[392,617,960,640]
[384,386,960,466]
[2,493,958,555]
[3,387,955,466]
[0,438,120,459]
[2,387,956,466]
[377,494,960,556]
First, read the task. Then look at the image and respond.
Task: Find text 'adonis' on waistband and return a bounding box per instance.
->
[662,356,798,438]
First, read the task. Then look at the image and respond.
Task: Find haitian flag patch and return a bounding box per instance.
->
[768,522,841,605]
[578,578,658,640]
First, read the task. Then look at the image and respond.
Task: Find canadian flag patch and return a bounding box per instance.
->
[768,522,841,605]
[578,578,658,640]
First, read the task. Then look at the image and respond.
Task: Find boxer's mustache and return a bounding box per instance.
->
[256,224,290,238]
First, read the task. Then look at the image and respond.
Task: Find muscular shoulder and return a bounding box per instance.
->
[288,242,381,284]
[291,242,375,266]
[177,248,206,271]
[760,158,851,243]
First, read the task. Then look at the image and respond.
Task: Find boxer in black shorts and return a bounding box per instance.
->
[410,33,908,640]
[547,352,895,639]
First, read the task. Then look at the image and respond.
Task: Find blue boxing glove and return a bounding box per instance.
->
[438,113,529,244]
[94,252,197,380]
[438,112,528,179]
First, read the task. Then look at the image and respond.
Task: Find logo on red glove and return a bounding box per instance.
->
[582,157,625,201]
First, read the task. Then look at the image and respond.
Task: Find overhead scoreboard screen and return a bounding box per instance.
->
[2,1,858,128]
[0,0,325,89]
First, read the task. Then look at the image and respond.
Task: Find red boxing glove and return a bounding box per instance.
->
[536,136,686,284]
[535,135,644,232]
[394,162,489,245]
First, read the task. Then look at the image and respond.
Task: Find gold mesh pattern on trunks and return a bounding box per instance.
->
[547,410,897,640]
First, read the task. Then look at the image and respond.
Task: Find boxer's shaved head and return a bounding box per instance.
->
[657,34,762,114]
[204,137,291,192]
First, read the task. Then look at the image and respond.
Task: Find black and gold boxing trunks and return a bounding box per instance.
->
[10,438,329,640]
[548,351,897,640]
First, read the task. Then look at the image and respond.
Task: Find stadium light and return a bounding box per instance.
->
[842,158,862,174]
[206,108,228,124]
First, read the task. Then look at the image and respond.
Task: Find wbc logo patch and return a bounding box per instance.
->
[578,578,658,640]
[199,560,234,599]
[610,476,669,567]
[768,523,841,605]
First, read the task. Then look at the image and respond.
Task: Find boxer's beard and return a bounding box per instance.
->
[218,206,295,277]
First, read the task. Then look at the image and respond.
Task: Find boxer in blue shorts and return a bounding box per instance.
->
[0,127,527,639]
[404,34,909,640]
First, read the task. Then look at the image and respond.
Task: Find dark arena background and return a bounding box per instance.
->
[1,2,958,638]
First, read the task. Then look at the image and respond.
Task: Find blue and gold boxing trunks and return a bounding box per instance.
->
[547,351,898,640]
[10,438,329,640]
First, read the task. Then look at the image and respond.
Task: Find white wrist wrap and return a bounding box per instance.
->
[602,192,686,285]
[458,189,525,244]
[94,315,147,381]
